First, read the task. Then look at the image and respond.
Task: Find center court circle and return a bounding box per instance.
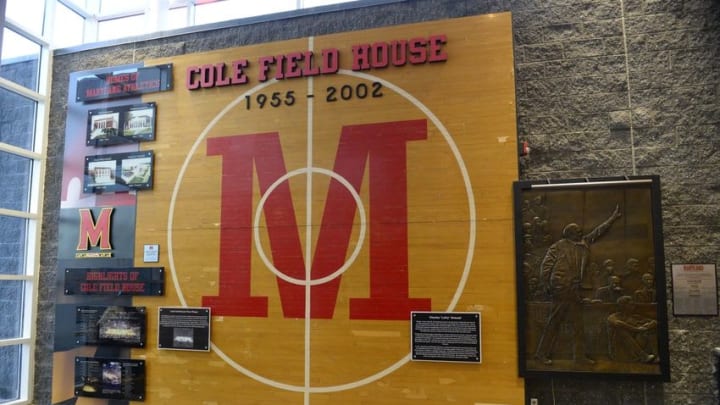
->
[167,68,477,393]
[253,166,367,286]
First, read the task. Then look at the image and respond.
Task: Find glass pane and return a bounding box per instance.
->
[6,0,45,35]
[100,0,145,15]
[195,0,296,25]
[167,7,189,30]
[0,87,37,151]
[0,281,25,339]
[0,153,33,212]
[0,29,41,92]
[97,15,147,42]
[0,345,21,401]
[0,215,29,275]
[53,4,86,49]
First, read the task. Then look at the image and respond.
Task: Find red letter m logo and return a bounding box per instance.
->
[76,207,114,251]
[202,119,431,320]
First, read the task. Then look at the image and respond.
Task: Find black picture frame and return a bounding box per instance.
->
[513,176,670,380]
[83,150,154,194]
[86,102,156,146]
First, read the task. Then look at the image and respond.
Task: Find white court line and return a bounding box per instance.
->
[304,36,315,405]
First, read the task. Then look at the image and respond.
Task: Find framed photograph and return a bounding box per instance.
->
[86,102,156,146]
[513,176,670,380]
[83,150,154,193]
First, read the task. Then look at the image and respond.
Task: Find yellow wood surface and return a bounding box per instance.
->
[128,13,521,404]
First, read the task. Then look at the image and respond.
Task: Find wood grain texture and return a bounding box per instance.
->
[132,13,522,404]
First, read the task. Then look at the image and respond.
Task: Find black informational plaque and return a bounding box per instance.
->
[87,102,156,146]
[76,63,173,103]
[411,312,481,363]
[64,267,164,296]
[76,306,147,347]
[74,357,146,401]
[158,307,211,352]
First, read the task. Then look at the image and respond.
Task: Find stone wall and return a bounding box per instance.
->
[514,0,719,403]
[38,0,720,403]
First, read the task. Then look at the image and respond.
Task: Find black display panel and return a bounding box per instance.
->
[76,63,172,102]
[75,357,146,401]
[76,306,147,347]
[87,102,156,146]
[83,150,154,193]
[64,267,165,296]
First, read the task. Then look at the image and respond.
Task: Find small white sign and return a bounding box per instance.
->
[143,244,160,263]
[672,263,718,316]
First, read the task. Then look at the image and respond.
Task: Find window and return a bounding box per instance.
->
[0,0,49,403]
[53,0,361,49]
[195,0,296,23]
[97,14,147,41]
[52,4,84,48]
[0,29,41,92]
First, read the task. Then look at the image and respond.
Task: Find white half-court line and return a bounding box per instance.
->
[167,67,476,397]
[304,36,315,405]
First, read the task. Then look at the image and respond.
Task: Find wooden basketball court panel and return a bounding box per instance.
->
[131,13,522,404]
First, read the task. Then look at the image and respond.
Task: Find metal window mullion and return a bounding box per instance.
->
[2,19,50,48]
[0,141,44,161]
[86,0,101,14]
[169,0,191,8]
[83,0,101,43]
[85,16,99,43]
[0,77,45,103]
[96,9,146,22]
[21,275,37,400]
[20,342,33,403]
[187,0,196,25]
[0,208,37,219]
[0,337,33,347]
[57,0,93,19]
[0,274,33,281]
